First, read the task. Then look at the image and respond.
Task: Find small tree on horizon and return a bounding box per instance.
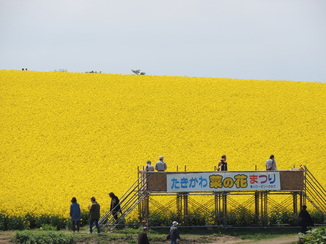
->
[131,69,145,75]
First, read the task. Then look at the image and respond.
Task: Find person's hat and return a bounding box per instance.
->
[221,155,226,159]
[143,226,148,230]
[172,221,178,226]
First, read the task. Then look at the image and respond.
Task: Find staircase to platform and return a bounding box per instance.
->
[96,173,147,231]
[303,166,326,215]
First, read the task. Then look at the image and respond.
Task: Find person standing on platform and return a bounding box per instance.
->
[70,197,81,233]
[138,226,150,244]
[88,197,100,234]
[142,160,154,191]
[145,160,154,172]
[299,205,314,234]
[217,155,228,171]
[155,156,167,172]
[266,155,278,171]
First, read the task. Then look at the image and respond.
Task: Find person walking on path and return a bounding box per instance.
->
[266,155,278,171]
[109,192,122,223]
[217,155,228,171]
[299,205,314,234]
[70,197,81,233]
[138,226,150,244]
[88,197,100,234]
[155,156,167,171]
[168,221,181,244]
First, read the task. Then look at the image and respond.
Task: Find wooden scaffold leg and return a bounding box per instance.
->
[293,192,298,215]
[214,192,222,225]
[176,193,183,222]
[255,192,260,224]
[222,192,228,225]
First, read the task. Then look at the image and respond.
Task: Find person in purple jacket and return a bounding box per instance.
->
[70,197,81,233]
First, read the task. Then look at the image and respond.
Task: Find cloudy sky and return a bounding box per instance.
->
[1,0,325,82]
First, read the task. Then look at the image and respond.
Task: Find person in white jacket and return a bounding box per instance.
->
[155,156,167,172]
[266,155,277,171]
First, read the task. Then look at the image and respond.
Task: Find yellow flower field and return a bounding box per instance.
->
[0,70,325,217]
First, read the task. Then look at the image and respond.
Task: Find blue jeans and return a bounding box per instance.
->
[89,218,100,233]
[170,241,178,244]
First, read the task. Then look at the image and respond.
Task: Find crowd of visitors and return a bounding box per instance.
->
[69,154,311,243]
[143,154,282,172]
[69,192,121,235]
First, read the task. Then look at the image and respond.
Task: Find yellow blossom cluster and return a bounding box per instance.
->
[0,70,325,217]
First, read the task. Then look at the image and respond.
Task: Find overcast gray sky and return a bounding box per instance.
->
[1,0,325,82]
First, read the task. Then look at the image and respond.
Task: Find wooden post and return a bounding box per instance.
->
[299,191,303,209]
[176,193,182,222]
[223,192,227,225]
[138,166,142,222]
[145,196,150,224]
[262,192,268,226]
[303,170,307,205]
[184,193,189,225]
[214,192,219,224]
[255,192,260,224]
[214,192,225,225]
[293,192,298,214]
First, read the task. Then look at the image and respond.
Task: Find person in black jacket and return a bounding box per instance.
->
[88,197,100,234]
[218,155,228,171]
[109,192,122,222]
[298,205,314,234]
[138,226,150,244]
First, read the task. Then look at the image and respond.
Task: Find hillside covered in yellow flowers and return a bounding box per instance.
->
[0,70,325,217]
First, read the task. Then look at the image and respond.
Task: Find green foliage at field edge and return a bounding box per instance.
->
[12,230,74,244]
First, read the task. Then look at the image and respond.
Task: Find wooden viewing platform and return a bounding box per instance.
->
[97,168,324,230]
[138,170,309,226]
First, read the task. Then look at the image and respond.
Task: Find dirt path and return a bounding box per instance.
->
[244,234,298,244]
[0,236,12,244]
[209,234,299,244]
[0,231,300,244]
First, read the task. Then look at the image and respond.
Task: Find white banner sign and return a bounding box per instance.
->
[166,172,281,192]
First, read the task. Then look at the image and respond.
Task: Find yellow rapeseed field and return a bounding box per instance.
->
[0,70,325,217]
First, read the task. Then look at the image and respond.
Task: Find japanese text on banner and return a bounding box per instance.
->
[166,172,280,192]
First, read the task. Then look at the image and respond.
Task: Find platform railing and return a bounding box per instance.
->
[304,166,326,215]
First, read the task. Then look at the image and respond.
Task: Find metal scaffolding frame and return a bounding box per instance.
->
[138,190,307,226]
